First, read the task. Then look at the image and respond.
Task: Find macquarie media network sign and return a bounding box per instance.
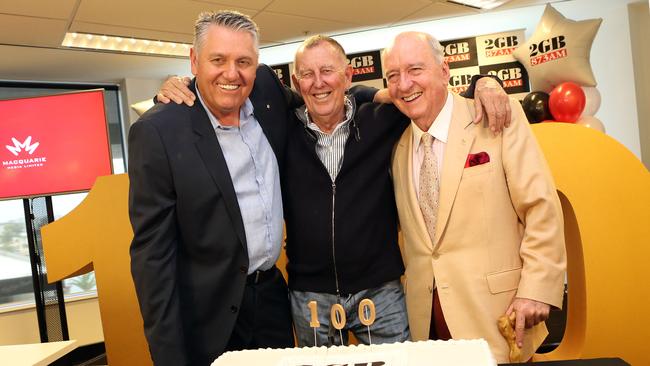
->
[0,89,113,200]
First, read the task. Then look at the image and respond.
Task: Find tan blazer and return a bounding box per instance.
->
[392,93,566,363]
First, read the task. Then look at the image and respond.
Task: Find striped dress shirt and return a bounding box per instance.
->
[304,96,354,181]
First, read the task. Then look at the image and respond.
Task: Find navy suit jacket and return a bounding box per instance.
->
[128,65,296,366]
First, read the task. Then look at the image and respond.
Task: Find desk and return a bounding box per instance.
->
[0,340,78,366]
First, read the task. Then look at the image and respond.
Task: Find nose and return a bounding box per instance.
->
[223,61,238,80]
[313,72,325,88]
[398,73,413,92]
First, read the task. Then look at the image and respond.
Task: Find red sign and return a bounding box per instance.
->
[0,89,112,200]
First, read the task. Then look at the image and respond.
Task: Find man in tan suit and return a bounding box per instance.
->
[384,31,566,363]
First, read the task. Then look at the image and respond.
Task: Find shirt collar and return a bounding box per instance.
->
[412,91,454,148]
[196,83,254,130]
[296,95,355,134]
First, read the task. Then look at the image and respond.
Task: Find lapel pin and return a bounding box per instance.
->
[266,104,271,109]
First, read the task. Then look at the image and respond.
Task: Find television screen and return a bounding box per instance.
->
[0,89,112,200]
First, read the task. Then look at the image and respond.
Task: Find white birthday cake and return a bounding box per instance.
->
[211,339,497,366]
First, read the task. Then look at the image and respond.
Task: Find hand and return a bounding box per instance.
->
[505,298,551,348]
[372,88,393,104]
[473,77,511,135]
[157,76,195,106]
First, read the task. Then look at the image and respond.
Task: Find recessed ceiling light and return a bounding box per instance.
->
[447,0,512,10]
[61,32,191,57]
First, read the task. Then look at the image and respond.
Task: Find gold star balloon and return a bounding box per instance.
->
[513,4,602,92]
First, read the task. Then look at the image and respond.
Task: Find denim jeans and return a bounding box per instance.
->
[290,280,410,347]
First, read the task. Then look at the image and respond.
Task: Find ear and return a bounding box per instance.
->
[190,47,199,76]
[441,60,451,82]
[344,64,354,89]
[291,74,302,94]
[442,60,450,73]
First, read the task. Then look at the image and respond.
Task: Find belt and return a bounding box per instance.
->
[246,267,276,285]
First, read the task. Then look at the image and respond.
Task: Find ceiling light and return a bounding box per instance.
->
[447,0,512,10]
[61,32,191,57]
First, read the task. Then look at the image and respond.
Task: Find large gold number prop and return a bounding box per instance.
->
[41,174,151,366]
[530,123,650,365]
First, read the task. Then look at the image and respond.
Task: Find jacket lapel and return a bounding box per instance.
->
[395,125,434,251]
[189,80,248,250]
[433,94,475,250]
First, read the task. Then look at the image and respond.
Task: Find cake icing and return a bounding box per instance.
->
[212,339,497,366]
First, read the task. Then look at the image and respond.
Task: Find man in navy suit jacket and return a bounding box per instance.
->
[128,11,299,366]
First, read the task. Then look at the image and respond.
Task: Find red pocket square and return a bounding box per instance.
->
[465,152,490,168]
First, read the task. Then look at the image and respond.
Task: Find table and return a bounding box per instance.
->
[501,358,629,366]
[0,339,78,366]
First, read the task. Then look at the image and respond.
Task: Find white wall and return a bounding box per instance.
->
[628,2,650,169]
[260,0,644,160]
[122,77,167,126]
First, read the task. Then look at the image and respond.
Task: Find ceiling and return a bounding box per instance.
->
[0,0,553,83]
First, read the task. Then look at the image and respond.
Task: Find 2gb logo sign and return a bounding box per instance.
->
[529,35,567,66]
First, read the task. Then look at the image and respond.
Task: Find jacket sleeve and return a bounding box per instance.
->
[461,74,503,99]
[349,85,379,104]
[282,84,304,109]
[128,119,189,366]
[346,76,494,102]
[501,98,567,309]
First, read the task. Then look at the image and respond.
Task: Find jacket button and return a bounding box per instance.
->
[432,252,439,259]
[231,305,238,313]
[239,266,247,274]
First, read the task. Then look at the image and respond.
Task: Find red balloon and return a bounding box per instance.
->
[549,82,586,122]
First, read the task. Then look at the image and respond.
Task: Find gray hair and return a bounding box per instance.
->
[193,10,259,53]
[293,34,348,72]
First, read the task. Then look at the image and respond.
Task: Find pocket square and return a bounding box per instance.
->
[465,151,490,168]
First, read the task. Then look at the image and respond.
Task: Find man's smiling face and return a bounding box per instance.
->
[190,24,258,123]
[292,41,353,128]
[383,32,450,128]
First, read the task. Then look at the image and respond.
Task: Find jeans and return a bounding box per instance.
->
[290,280,410,347]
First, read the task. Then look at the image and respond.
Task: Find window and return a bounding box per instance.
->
[0,199,33,305]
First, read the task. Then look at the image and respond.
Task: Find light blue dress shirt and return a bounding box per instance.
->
[196,87,283,274]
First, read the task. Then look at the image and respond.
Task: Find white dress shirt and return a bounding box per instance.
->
[412,91,454,198]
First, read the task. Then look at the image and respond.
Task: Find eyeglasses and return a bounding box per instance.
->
[295,67,345,82]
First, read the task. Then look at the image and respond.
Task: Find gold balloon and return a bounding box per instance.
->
[513,4,602,92]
